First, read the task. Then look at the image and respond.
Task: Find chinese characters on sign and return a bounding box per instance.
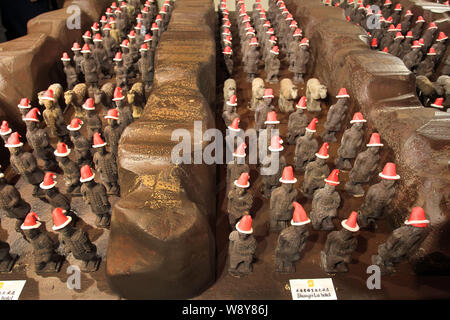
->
[289,278,337,300]
[0,280,26,300]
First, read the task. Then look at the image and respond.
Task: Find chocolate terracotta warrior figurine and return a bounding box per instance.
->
[113,87,134,130]
[67,118,93,166]
[321,211,359,273]
[138,43,154,93]
[0,121,12,143]
[403,40,423,71]
[17,97,32,118]
[270,166,299,232]
[101,23,117,59]
[260,136,286,198]
[113,52,129,90]
[41,89,71,145]
[274,202,310,273]
[358,162,400,229]
[287,97,308,145]
[227,172,253,229]
[223,46,234,75]
[0,240,17,272]
[227,143,250,192]
[223,95,239,127]
[255,88,275,131]
[303,143,331,198]
[372,207,430,275]
[52,207,101,272]
[243,38,260,83]
[83,98,102,142]
[23,108,58,171]
[80,165,111,228]
[71,42,84,81]
[335,112,367,171]
[294,118,319,172]
[39,172,73,214]
[322,88,350,142]
[305,78,327,113]
[21,212,63,273]
[61,52,79,90]
[6,132,45,198]
[415,48,437,78]
[92,33,112,79]
[265,46,281,83]
[228,215,257,277]
[291,38,310,84]
[80,44,99,90]
[103,109,122,158]
[249,78,264,111]
[345,133,383,197]
[54,142,81,195]
[0,169,31,234]
[92,133,120,195]
[310,169,341,231]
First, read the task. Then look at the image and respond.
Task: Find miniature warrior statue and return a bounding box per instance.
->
[227,173,253,229]
[402,41,423,71]
[287,97,309,145]
[17,98,31,118]
[249,78,264,111]
[303,143,331,198]
[294,118,319,172]
[255,89,275,131]
[389,32,404,57]
[227,143,250,192]
[422,23,438,51]
[260,136,286,198]
[113,87,134,130]
[0,120,12,143]
[306,78,327,113]
[138,43,154,92]
[322,88,350,142]
[288,28,302,67]
[67,118,92,166]
[415,49,437,78]
[83,98,102,141]
[104,109,122,158]
[80,44,99,89]
[80,165,111,228]
[0,170,30,233]
[71,42,84,80]
[113,52,129,90]
[372,207,429,274]
[265,46,280,83]
[6,132,45,197]
[358,162,399,229]
[52,207,101,272]
[0,240,17,272]
[345,133,383,197]
[321,211,359,273]
[228,215,257,277]
[40,172,72,213]
[102,24,117,59]
[223,46,234,75]
[310,169,341,230]
[274,202,310,273]
[222,96,239,127]
[54,142,81,195]
[92,133,119,195]
[121,40,136,79]
[224,78,236,110]
[335,112,366,171]
[92,33,112,79]
[291,38,310,83]
[61,52,79,90]
[243,39,260,82]
[41,89,71,145]
[23,108,58,171]
[21,212,62,273]
[270,166,299,232]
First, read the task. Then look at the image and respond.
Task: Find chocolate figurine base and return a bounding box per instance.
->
[35,256,64,274]
[0,254,18,273]
[80,257,101,273]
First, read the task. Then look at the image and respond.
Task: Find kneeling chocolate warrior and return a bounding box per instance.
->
[228,215,257,277]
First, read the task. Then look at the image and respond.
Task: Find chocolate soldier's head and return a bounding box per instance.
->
[92,132,107,155]
[366,133,383,155]
[236,215,253,240]
[113,87,125,108]
[120,39,130,54]
[234,172,250,196]
[113,51,124,67]
[269,45,279,58]
[103,23,112,37]
[21,211,43,240]
[93,33,104,49]
[40,172,60,197]
[379,162,400,188]
[299,38,309,51]
[279,166,297,191]
[5,132,24,156]
[350,112,366,129]
[128,31,137,45]
[82,31,93,46]
[82,98,97,118]
[139,43,150,58]
[81,43,93,58]
[54,142,72,166]
[315,142,329,165]
[105,108,120,127]
[71,42,82,57]
[40,89,56,110]
[340,211,360,238]
[324,169,340,193]
[61,52,72,68]
[52,208,74,236]
[262,88,274,104]
[80,164,96,187]
[23,107,41,131]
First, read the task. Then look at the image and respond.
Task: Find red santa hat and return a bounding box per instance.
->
[249,37,258,46]
[387,24,396,32]
[437,32,448,41]
[324,169,340,186]
[296,96,307,109]
[299,38,309,46]
[128,30,136,39]
[93,33,103,42]
[80,164,95,182]
[404,207,430,227]
[111,1,117,9]
[226,95,237,107]
[120,39,129,48]
[291,202,311,226]
[381,47,389,53]
[405,31,413,38]
[144,34,152,42]
[265,111,280,125]
[41,89,55,101]
[336,88,350,98]
[233,142,247,158]
[279,166,297,184]
[140,43,149,52]
[100,15,107,23]
[270,46,280,55]
[431,97,444,108]
[394,3,402,10]
[61,52,71,61]
[268,136,284,152]
[405,10,413,16]
[379,162,400,180]
[367,132,384,147]
[141,6,149,13]
[151,23,159,31]
[136,14,143,21]
[427,47,436,55]
[82,31,92,39]
[91,22,100,32]
[52,208,72,231]
[114,52,123,61]
[293,28,302,37]
[416,16,425,23]
[113,87,125,101]
[93,132,107,148]
[223,35,232,44]
[223,46,232,55]
[383,0,392,6]
[18,97,31,109]
[341,211,360,232]
[105,108,120,120]
[67,118,83,131]
[54,142,71,157]
[315,142,329,159]
[0,121,11,136]
[305,118,318,133]
[71,42,81,51]
[411,40,421,48]
[269,35,277,44]
[236,215,253,234]
[82,98,96,111]
[428,22,438,29]
[40,172,57,189]
[228,118,241,132]
[21,211,42,230]
[135,22,143,30]
[395,32,404,40]
[23,107,41,122]
[266,28,275,35]
[350,112,367,123]
[263,88,274,98]
[81,43,91,53]
[234,172,250,188]
[5,132,23,148]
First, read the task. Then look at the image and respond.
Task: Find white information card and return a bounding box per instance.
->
[290,278,337,300]
[0,280,26,300]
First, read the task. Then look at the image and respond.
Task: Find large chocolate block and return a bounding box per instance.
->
[106,0,217,299]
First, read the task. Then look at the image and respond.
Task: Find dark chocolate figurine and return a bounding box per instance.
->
[321,211,359,273]
[265,45,280,83]
[121,39,136,79]
[113,87,134,130]
[0,240,17,272]
[0,120,12,143]
[71,42,84,81]
[358,162,399,229]
[21,212,63,273]
[41,89,71,145]
[322,88,350,142]
[389,32,404,57]
[102,23,117,59]
[6,132,45,198]
[54,142,81,195]
[23,108,58,171]
[114,52,129,90]
[249,78,264,111]
[67,118,92,166]
[260,136,286,198]
[310,169,341,230]
[403,40,423,71]
[92,133,119,195]
[52,207,101,272]
[40,172,72,213]
[103,108,122,158]
[294,118,319,172]
[372,207,429,274]
[345,133,383,197]
[61,52,79,90]
[17,97,32,117]
[80,165,111,228]
[222,95,239,127]
[228,215,257,277]
[80,44,99,90]
[255,88,275,131]
[303,143,331,198]
[335,112,366,171]
[291,38,310,84]
[223,45,234,75]
[243,38,260,82]
[138,43,154,92]
[287,96,309,145]
[227,172,253,229]
[274,202,310,273]
[270,166,299,232]
[415,48,437,78]
[227,143,250,192]
[93,33,112,79]
[0,169,30,233]
[83,98,102,142]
